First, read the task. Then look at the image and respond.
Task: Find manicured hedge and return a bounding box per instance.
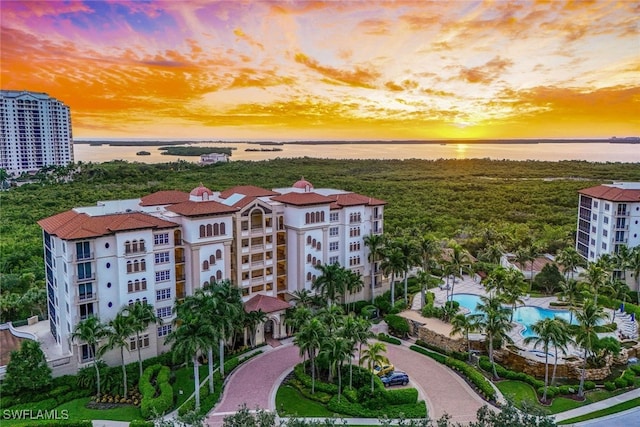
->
[377,333,401,345]
[414,339,468,362]
[293,363,339,395]
[384,314,410,337]
[326,395,426,418]
[445,358,496,400]
[409,345,446,363]
[384,388,419,405]
[130,421,154,427]
[140,364,173,418]
[478,356,544,389]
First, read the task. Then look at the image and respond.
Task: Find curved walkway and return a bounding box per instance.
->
[205,339,489,426]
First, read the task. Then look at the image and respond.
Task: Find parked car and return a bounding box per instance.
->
[373,363,395,377]
[381,371,409,387]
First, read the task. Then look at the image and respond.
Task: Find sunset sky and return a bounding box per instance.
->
[1,1,639,140]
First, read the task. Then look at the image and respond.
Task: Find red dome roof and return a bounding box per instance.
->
[293,176,313,190]
[190,183,212,200]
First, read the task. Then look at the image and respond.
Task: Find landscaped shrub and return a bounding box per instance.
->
[629,364,640,375]
[326,395,426,418]
[604,381,616,391]
[288,379,333,403]
[478,356,544,389]
[558,385,576,395]
[614,377,628,389]
[584,381,596,391]
[537,386,559,399]
[293,363,339,395]
[410,345,446,363]
[384,388,418,405]
[130,421,154,427]
[414,339,468,361]
[342,386,358,403]
[377,333,401,345]
[140,364,173,418]
[446,357,496,400]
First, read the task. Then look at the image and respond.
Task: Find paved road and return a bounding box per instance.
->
[206,344,302,426]
[385,345,487,424]
[205,342,489,426]
[570,406,640,426]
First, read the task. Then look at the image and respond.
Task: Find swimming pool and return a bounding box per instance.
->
[451,293,576,339]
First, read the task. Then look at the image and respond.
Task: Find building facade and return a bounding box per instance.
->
[0,90,74,176]
[38,178,386,373]
[576,182,640,262]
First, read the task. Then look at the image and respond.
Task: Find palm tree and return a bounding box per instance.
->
[244,309,267,347]
[343,269,364,311]
[556,247,584,280]
[476,294,513,379]
[415,270,431,308]
[573,300,608,398]
[122,301,160,379]
[285,305,312,334]
[627,246,640,305]
[418,234,440,273]
[446,243,473,300]
[450,313,482,363]
[318,304,344,334]
[290,289,316,309]
[581,263,609,305]
[360,342,388,392]
[397,238,420,305]
[381,245,405,307]
[484,266,509,296]
[339,313,360,389]
[319,336,352,401]
[313,263,346,307]
[210,281,243,379]
[294,317,326,394]
[71,316,108,398]
[165,320,212,410]
[99,312,135,397]
[354,316,374,367]
[559,278,581,324]
[364,233,386,303]
[479,243,504,265]
[548,318,572,386]
[500,269,527,322]
[604,278,631,323]
[524,318,558,402]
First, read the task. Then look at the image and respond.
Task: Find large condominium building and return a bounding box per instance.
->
[38,178,386,373]
[0,90,73,176]
[576,182,640,262]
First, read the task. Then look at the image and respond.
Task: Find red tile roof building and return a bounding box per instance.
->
[38,178,386,374]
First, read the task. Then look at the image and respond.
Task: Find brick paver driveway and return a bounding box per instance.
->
[206,341,488,425]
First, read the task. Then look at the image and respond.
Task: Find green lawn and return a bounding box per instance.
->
[495,380,635,415]
[276,385,337,417]
[172,363,211,409]
[0,397,142,426]
[558,397,640,425]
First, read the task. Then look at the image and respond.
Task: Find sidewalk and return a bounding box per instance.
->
[553,387,640,422]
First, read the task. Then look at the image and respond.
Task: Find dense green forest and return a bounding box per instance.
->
[2,158,639,322]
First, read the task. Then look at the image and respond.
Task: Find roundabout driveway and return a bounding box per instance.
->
[205,341,488,426]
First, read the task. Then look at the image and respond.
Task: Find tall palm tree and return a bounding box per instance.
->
[446,243,473,300]
[364,233,386,303]
[318,304,344,334]
[210,281,243,379]
[381,245,405,307]
[559,278,581,324]
[548,318,572,386]
[556,247,584,280]
[477,294,513,379]
[484,266,509,296]
[243,309,267,347]
[122,301,160,379]
[397,237,420,305]
[573,300,608,398]
[343,269,364,311]
[313,263,346,307]
[165,320,212,410]
[581,263,609,305]
[604,278,631,323]
[339,313,360,389]
[627,246,640,305]
[285,305,313,334]
[354,316,374,367]
[319,336,352,401]
[500,269,527,322]
[71,316,108,398]
[99,312,135,397]
[360,342,388,392]
[294,317,326,394]
[418,234,440,273]
[450,313,482,363]
[290,289,316,309]
[524,318,558,402]
[415,270,431,308]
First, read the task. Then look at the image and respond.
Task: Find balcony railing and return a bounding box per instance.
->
[75,253,93,261]
[75,274,95,283]
[74,293,97,304]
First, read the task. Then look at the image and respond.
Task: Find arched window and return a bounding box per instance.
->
[140,259,146,271]
[127,280,133,292]
[307,254,312,263]
[141,279,147,290]
[209,255,216,264]
[213,223,220,236]
[140,239,146,252]
[132,240,139,253]
[220,223,226,235]
[210,276,216,285]
[133,260,139,272]
[321,211,325,222]
[206,224,213,237]
[203,260,209,270]
[305,213,310,224]
[312,275,317,281]
[312,238,317,247]
[216,249,222,259]
[216,270,222,280]
[125,241,131,254]
[127,261,132,273]
[142,297,148,305]
[134,279,140,291]
[307,236,312,244]
[317,242,321,250]
[312,257,317,265]
[200,225,205,238]
[307,272,312,280]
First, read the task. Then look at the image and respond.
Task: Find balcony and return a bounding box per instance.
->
[75,273,95,283]
[617,210,628,217]
[74,292,97,304]
[75,253,93,261]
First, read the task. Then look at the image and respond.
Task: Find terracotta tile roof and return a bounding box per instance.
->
[331,193,387,207]
[219,185,279,199]
[508,255,554,273]
[140,190,189,206]
[38,211,178,240]
[270,192,334,206]
[579,185,640,202]
[166,201,239,217]
[244,294,291,313]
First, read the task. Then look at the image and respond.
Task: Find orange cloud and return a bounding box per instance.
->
[294,53,380,88]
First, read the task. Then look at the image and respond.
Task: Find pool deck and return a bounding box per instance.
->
[413,274,627,362]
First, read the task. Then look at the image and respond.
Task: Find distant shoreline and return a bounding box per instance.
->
[73,138,638,147]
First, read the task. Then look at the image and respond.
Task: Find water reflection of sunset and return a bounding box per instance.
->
[455,144,468,158]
